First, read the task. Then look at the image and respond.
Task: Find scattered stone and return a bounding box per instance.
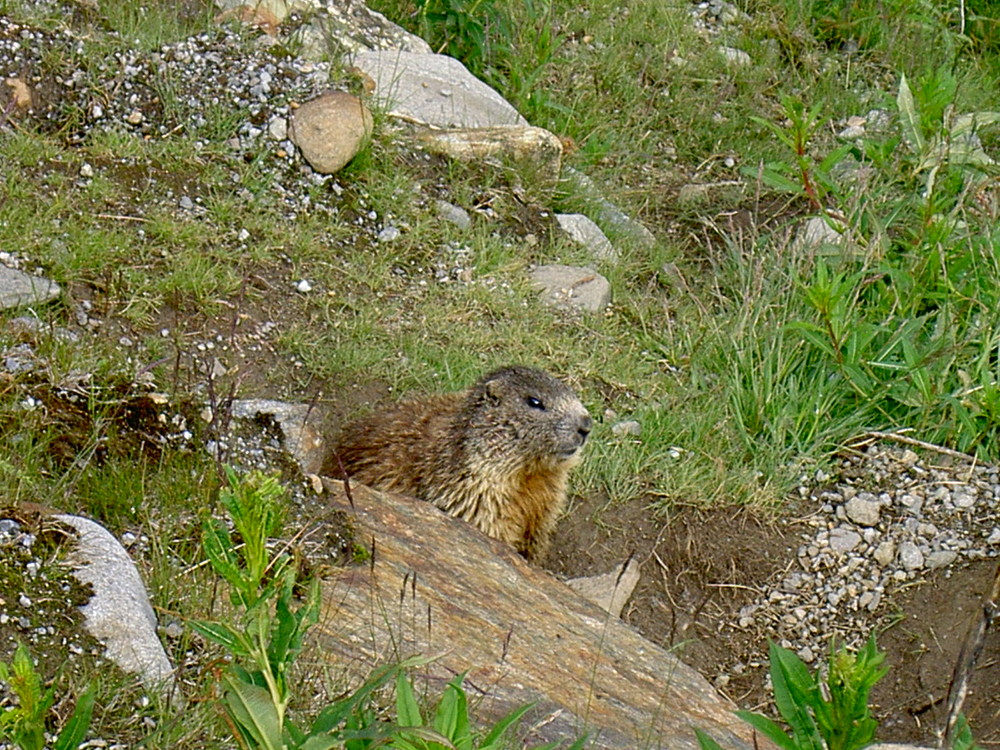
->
[561,167,657,249]
[295,279,313,293]
[267,115,288,141]
[611,420,642,437]
[953,491,977,509]
[794,216,844,251]
[828,526,862,554]
[719,46,751,66]
[529,264,611,313]
[844,493,881,526]
[377,226,400,242]
[898,541,924,571]
[289,91,373,174]
[556,213,618,262]
[565,557,642,618]
[351,49,526,129]
[874,541,895,567]
[925,550,958,569]
[57,514,175,695]
[435,200,472,230]
[0,266,61,309]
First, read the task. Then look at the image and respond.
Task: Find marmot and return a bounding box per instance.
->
[324,366,592,560]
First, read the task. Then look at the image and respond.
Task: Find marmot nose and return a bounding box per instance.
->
[578,415,593,443]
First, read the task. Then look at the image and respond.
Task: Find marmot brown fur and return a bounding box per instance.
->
[324,366,592,560]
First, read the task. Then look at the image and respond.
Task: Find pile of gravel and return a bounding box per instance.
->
[716,441,1000,682]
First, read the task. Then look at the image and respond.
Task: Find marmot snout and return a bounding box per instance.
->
[325,366,591,560]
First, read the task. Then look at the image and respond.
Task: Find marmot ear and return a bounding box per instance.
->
[483,378,505,404]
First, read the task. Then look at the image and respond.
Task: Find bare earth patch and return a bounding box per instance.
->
[544,488,1000,747]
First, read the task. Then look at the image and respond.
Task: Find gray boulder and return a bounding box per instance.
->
[57,514,175,695]
[351,49,526,129]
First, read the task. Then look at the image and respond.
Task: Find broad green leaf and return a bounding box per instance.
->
[768,643,825,748]
[897,73,924,153]
[311,658,430,734]
[734,710,799,750]
[189,619,251,656]
[222,673,284,750]
[395,672,424,728]
[433,675,469,746]
[759,169,806,195]
[53,683,96,750]
[951,111,1000,137]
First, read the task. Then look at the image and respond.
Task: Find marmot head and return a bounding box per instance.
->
[458,366,592,468]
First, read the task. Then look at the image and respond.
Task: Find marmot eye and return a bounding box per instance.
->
[525,396,545,410]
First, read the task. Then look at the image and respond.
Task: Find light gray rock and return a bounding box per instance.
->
[56,514,174,694]
[926,549,958,569]
[289,91,373,174]
[351,49,526,129]
[828,526,862,554]
[844,493,881,526]
[297,0,432,57]
[565,557,641,618]
[898,540,924,570]
[794,216,843,252]
[435,200,472,230]
[611,420,642,437]
[530,264,611,313]
[418,125,562,187]
[231,399,327,475]
[0,266,60,309]
[719,46,751,67]
[217,0,432,55]
[556,213,618,262]
[873,540,896,567]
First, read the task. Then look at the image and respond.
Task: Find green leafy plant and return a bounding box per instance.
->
[695,638,886,750]
[896,68,1000,214]
[413,0,500,73]
[191,468,332,749]
[191,469,567,750]
[0,642,96,750]
[746,96,853,212]
[389,670,585,750]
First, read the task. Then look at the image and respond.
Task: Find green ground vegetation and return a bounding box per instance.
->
[2,0,1000,745]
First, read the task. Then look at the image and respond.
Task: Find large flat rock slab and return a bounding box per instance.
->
[313,480,767,750]
[351,49,527,129]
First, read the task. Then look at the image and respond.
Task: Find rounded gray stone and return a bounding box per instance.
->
[529,264,611,313]
[844,494,881,526]
[0,266,61,309]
